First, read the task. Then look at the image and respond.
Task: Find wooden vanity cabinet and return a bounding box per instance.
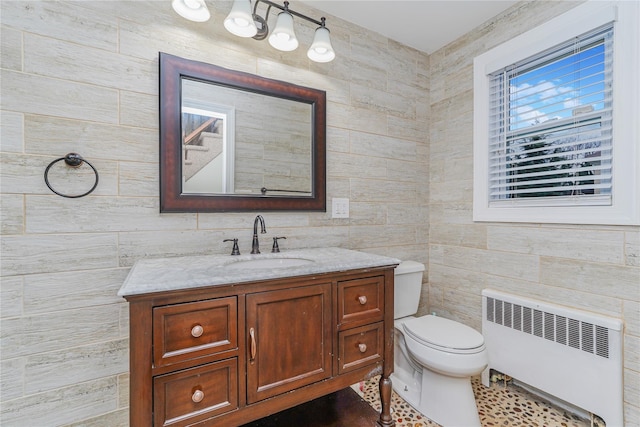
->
[125,266,396,427]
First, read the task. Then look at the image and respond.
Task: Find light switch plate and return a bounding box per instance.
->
[332,198,350,218]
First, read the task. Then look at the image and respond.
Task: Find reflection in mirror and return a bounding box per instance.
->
[181,103,234,194]
[181,78,312,196]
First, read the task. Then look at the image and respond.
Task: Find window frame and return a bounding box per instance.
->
[473,1,639,225]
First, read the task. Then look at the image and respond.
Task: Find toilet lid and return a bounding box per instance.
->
[403,315,484,351]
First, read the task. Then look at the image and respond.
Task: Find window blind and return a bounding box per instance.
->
[487,25,613,206]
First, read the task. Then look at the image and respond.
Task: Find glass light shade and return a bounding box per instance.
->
[268,12,298,51]
[172,0,210,22]
[224,0,258,38]
[307,26,335,62]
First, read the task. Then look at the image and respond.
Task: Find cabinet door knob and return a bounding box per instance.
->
[358,343,367,353]
[192,389,204,403]
[358,295,367,305]
[191,325,204,338]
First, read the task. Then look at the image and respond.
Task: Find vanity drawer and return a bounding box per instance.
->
[153,297,237,367]
[338,322,383,374]
[154,358,238,427]
[337,276,384,328]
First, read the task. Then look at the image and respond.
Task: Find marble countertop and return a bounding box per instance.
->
[118,247,400,297]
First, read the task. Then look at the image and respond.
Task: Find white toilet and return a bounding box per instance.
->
[392,261,488,427]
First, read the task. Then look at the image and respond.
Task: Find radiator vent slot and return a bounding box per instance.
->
[485,297,611,359]
[544,312,554,341]
[504,302,513,328]
[556,316,567,345]
[569,318,580,350]
[523,306,532,334]
[514,304,522,331]
[596,325,609,358]
[533,309,543,338]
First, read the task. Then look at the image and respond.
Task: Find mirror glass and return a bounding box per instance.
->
[181,79,312,196]
[159,53,326,212]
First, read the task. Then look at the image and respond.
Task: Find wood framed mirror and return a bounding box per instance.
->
[159,53,326,212]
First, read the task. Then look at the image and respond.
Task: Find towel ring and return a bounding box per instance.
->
[44,153,99,198]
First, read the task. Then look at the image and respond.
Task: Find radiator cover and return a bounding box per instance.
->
[481,289,623,426]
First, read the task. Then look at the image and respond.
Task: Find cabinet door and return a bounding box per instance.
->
[246,283,332,403]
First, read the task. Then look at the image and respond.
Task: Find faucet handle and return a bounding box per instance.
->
[223,238,240,255]
[271,236,286,253]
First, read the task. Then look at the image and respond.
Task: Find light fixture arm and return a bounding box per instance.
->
[255,0,325,27]
[222,0,335,62]
[253,0,272,21]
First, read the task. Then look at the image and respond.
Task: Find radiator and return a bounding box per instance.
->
[481,289,623,426]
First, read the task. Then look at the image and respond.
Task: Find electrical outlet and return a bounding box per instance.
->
[331,198,350,218]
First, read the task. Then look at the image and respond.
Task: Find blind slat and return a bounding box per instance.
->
[489,145,613,172]
[490,183,612,197]
[490,174,613,191]
[489,194,611,208]
[490,127,613,155]
[490,165,612,182]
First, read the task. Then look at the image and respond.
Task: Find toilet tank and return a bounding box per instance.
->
[394,261,426,319]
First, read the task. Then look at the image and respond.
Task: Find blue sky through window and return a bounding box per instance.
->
[508,42,606,131]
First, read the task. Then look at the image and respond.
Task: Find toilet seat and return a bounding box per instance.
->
[403,315,485,354]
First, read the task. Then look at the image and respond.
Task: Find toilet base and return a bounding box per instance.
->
[390,372,421,410]
[418,368,481,427]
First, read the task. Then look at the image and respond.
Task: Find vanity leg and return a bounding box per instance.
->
[378,375,394,426]
[378,268,396,426]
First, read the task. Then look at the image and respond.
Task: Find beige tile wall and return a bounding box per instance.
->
[428,1,640,425]
[0,1,428,425]
[2,0,638,425]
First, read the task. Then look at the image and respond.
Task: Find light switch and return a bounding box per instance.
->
[332,198,350,218]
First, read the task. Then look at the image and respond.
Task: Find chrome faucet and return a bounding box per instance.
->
[251,215,267,254]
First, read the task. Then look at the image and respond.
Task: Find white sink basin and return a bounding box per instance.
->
[224,257,314,270]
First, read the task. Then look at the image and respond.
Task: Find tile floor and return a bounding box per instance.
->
[356,376,600,427]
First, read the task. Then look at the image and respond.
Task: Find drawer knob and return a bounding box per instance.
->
[358,343,367,353]
[192,389,204,403]
[191,325,204,338]
[358,295,367,305]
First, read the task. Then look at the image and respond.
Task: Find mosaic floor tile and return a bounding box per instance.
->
[357,376,597,427]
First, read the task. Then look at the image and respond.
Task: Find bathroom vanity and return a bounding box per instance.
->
[118,247,399,426]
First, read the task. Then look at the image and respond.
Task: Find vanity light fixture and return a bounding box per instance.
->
[307,18,335,63]
[268,5,298,51]
[224,0,259,37]
[224,0,335,62]
[171,0,211,22]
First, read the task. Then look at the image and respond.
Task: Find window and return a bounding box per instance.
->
[490,25,612,205]
[473,1,639,225]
